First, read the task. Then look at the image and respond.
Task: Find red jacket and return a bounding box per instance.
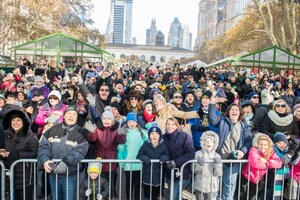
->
[88,122,125,172]
[242,147,282,184]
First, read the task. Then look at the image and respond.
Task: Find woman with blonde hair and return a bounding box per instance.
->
[153,94,199,133]
[262,99,299,139]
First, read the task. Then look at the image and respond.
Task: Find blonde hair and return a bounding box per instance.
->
[165,116,180,128]
[273,99,291,113]
[257,135,274,160]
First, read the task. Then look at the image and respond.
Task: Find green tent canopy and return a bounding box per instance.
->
[9,32,114,67]
[207,45,300,74]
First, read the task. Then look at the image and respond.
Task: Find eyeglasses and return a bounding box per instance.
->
[129,97,137,100]
[252,96,259,99]
[275,104,286,108]
[49,96,58,100]
[174,96,183,99]
[100,89,109,92]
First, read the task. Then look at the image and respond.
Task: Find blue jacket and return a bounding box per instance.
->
[208,103,252,155]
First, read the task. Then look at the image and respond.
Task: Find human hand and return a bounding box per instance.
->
[97,194,103,200]
[167,160,177,169]
[118,126,127,135]
[47,115,60,124]
[260,157,267,163]
[53,161,68,174]
[44,160,54,173]
[197,157,205,166]
[84,121,97,133]
[85,189,91,196]
[86,94,96,106]
[236,150,245,160]
[214,156,222,164]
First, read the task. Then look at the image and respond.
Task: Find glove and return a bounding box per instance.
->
[97,194,103,200]
[118,126,127,135]
[86,94,96,106]
[167,160,177,169]
[85,189,91,196]
[53,161,68,174]
[47,115,60,124]
[197,157,205,166]
[84,121,97,133]
[214,156,222,164]
[287,138,299,155]
[143,158,151,166]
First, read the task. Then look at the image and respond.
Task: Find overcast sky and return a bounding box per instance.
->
[91,0,199,46]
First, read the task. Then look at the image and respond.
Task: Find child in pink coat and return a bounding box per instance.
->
[240,133,282,200]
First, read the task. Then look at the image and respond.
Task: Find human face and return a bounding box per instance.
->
[6,97,16,105]
[166,119,178,133]
[229,105,240,122]
[98,86,109,100]
[102,118,113,127]
[276,141,287,151]
[63,111,78,125]
[129,97,138,107]
[134,85,142,92]
[77,93,84,101]
[173,94,183,104]
[185,94,194,104]
[204,139,214,152]
[11,117,23,132]
[127,120,137,129]
[154,99,163,111]
[243,105,253,115]
[275,102,287,114]
[0,99,5,108]
[258,139,269,153]
[150,132,160,144]
[295,109,300,120]
[112,107,119,117]
[16,86,24,92]
[115,83,124,94]
[145,104,153,114]
[17,93,25,101]
[49,95,59,107]
[36,81,43,86]
[201,97,210,108]
[251,95,259,104]
[89,172,99,180]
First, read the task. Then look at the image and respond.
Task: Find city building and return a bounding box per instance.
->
[168,18,183,48]
[226,0,252,30]
[182,25,192,50]
[155,31,165,46]
[146,19,157,45]
[105,0,133,44]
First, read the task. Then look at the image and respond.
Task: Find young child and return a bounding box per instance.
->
[240,133,282,200]
[137,126,170,200]
[194,131,222,200]
[118,112,148,200]
[79,158,109,200]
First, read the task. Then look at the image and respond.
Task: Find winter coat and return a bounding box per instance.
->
[242,133,282,184]
[1,110,38,190]
[137,140,170,186]
[87,121,126,172]
[253,104,268,132]
[208,103,252,155]
[37,123,89,175]
[194,131,222,193]
[262,110,299,140]
[163,129,195,180]
[79,175,109,200]
[290,161,300,183]
[118,127,148,171]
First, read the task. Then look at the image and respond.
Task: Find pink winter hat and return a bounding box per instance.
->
[293,104,300,115]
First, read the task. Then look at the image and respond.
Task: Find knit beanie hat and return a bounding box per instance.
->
[202,90,212,99]
[88,157,102,174]
[35,76,44,84]
[274,132,288,144]
[247,91,258,100]
[148,126,162,138]
[48,90,62,101]
[293,104,300,116]
[101,106,114,121]
[64,106,78,116]
[142,99,153,109]
[126,112,137,123]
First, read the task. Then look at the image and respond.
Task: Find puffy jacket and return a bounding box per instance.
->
[137,140,169,186]
[37,123,89,175]
[87,121,125,172]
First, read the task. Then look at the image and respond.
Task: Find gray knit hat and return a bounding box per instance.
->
[101,106,114,121]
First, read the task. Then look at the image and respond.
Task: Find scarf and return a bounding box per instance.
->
[268,110,293,126]
[244,113,254,127]
[143,110,155,122]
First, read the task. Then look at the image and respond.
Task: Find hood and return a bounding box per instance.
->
[2,109,30,134]
[241,100,256,114]
[252,132,272,147]
[200,131,219,151]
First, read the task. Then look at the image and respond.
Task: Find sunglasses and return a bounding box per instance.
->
[252,96,259,99]
[100,89,109,92]
[129,97,138,100]
[275,104,286,108]
[174,96,183,99]
[49,96,58,100]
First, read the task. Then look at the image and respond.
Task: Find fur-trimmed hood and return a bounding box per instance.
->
[3,109,30,134]
[252,132,273,147]
[200,131,219,151]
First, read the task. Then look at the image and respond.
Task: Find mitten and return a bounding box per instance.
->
[85,189,91,196]
[84,121,97,133]
[97,194,103,200]
[53,161,68,174]
[86,94,96,106]
[118,126,127,135]
[167,160,177,169]
[197,157,205,166]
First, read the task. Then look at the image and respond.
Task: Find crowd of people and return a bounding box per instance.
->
[0,57,300,200]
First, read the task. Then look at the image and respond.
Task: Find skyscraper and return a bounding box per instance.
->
[168,18,183,48]
[155,31,165,46]
[105,0,133,44]
[182,25,192,50]
[146,19,157,45]
[226,0,252,30]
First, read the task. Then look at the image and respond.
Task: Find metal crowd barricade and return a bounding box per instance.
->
[179,159,300,200]
[0,161,5,200]
[9,159,168,200]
